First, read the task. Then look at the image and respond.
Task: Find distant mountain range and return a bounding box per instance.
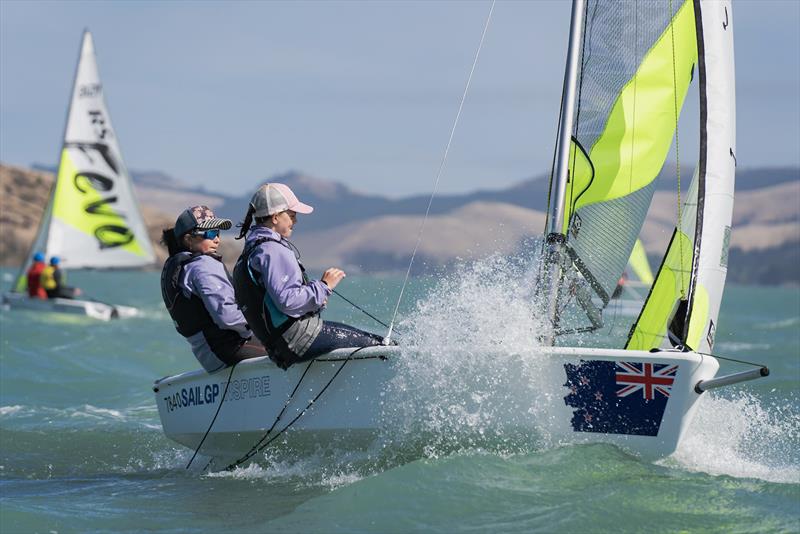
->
[6,163,800,285]
[131,166,800,233]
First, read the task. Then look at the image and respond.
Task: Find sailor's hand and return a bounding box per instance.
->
[322,268,346,290]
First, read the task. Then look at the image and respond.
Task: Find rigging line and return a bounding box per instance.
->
[332,289,401,336]
[185,362,238,470]
[279,239,397,332]
[227,359,316,470]
[668,0,685,298]
[226,346,369,470]
[695,351,768,370]
[383,0,496,344]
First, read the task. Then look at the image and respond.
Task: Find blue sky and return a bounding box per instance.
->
[1,0,798,197]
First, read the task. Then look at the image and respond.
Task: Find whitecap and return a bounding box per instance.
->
[714,341,772,352]
[754,316,800,330]
[69,404,126,420]
[320,471,364,489]
[0,405,24,416]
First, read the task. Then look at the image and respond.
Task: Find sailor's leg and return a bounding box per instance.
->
[300,321,384,360]
[60,287,79,299]
[228,338,269,364]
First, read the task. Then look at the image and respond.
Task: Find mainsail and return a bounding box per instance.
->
[14,30,155,291]
[542,0,735,354]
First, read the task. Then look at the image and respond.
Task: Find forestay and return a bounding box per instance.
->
[14,31,154,291]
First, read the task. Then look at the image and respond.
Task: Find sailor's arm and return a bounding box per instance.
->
[185,258,250,337]
[259,246,331,318]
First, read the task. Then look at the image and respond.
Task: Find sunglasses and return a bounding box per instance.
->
[192,229,220,240]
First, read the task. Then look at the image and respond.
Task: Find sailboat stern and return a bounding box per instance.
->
[542,347,718,460]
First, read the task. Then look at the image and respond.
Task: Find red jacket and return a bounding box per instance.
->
[26,261,47,299]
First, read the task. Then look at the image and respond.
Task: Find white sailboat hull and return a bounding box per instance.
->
[1,292,138,321]
[154,346,718,466]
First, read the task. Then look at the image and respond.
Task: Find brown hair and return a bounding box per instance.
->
[161,228,187,256]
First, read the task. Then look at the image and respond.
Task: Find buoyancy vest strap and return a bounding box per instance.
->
[242,236,307,334]
[162,253,203,312]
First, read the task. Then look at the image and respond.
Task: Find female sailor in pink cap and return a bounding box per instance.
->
[232,183,385,369]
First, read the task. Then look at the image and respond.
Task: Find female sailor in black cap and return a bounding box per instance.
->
[161,205,266,373]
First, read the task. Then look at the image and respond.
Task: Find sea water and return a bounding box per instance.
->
[0,263,798,533]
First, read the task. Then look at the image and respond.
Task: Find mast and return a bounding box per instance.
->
[540,0,586,343]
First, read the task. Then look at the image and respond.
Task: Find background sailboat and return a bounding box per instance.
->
[2,30,155,321]
[603,238,655,317]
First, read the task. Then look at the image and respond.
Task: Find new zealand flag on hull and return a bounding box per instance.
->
[563,360,678,436]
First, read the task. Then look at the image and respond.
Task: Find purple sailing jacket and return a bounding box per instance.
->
[244,226,331,318]
[180,254,251,337]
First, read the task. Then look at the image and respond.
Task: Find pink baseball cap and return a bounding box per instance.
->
[250,183,314,217]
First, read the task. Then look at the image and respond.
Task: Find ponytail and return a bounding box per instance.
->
[236,205,255,240]
[161,228,186,256]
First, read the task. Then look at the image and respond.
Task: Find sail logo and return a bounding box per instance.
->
[62,107,135,250]
[162,376,271,412]
[88,109,111,140]
[163,384,221,412]
[70,153,136,250]
[79,83,102,98]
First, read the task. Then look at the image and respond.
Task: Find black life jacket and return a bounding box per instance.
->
[232,236,322,368]
[161,252,245,369]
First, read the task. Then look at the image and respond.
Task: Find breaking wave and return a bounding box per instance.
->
[670,391,800,484]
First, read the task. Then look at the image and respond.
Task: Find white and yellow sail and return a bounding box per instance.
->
[15,31,154,291]
[627,1,736,354]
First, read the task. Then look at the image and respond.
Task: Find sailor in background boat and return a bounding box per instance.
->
[41,256,81,299]
[161,206,267,373]
[233,183,384,370]
[25,252,47,299]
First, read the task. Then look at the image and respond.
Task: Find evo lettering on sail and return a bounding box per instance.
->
[162,376,271,413]
[65,108,135,250]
